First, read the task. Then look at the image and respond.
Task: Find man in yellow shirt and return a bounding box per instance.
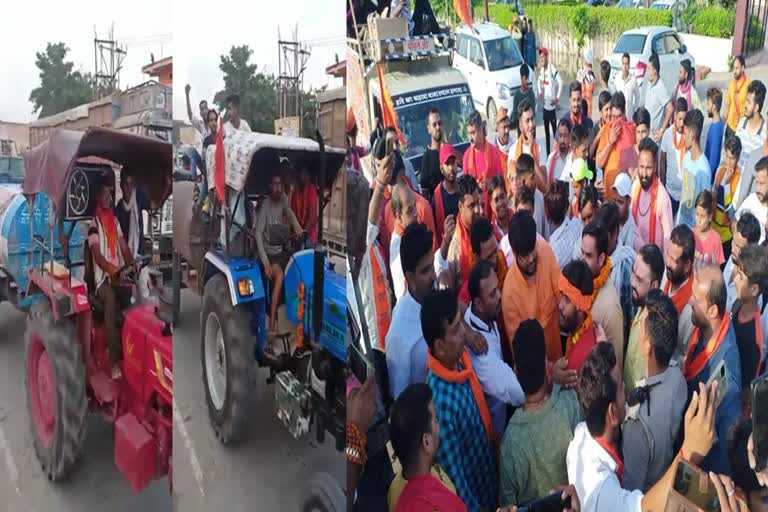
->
[724,55,750,142]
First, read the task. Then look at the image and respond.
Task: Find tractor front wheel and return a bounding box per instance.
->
[201,274,255,445]
[301,472,346,512]
[24,300,87,481]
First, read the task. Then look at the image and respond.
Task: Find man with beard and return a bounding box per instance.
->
[684,264,742,474]
[537,48,562,156]
[589,90,613,171]
[441,175,484,293]
[622,289,687,492]
[672,59,701,114]
[420,108,444,200]
[546,119,571,189]
[724,211,761,309]
[558,259,599,372]
[623,244,665,392]
[511,64,536,131]
[508,99,544,193]
[734,80,767,203]
[660,98,689,215]
[596,201,636,342]
[546,180,582,269]
[724,55,750,143]
[633,138,674,254]
[488,175,512,241]
[613,52,639,118]
[463,110,504,193]
[643,55,671,142]
[662,224,696,361]
[735,157,768,243]
[626,107,651,181]
[502,212,562,361]
[580,221,625,365]
[704,87,724,176]
[457,217,507,308]
[610,173,636,249]
[431,143,460,243]
[562,81,593,134]
[465,260,524,437]
[509,153,548,238]
[390,182,435,300]
[491,107,513,159]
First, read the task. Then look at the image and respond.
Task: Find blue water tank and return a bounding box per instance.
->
[0,185,85,308]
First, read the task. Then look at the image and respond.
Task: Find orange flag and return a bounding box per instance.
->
[215,117,225,204]
[376,63,406,145]
[454,0,473,29]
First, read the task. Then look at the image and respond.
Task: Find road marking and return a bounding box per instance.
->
[173,399,205,497]
[0,422,20,496]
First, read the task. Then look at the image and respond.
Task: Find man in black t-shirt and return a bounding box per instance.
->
[420,107,443,201]
[431,143,460,243]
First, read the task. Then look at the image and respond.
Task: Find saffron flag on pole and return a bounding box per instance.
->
[376,63,406,145]
[454,0,473,29]
[215,117,225,204]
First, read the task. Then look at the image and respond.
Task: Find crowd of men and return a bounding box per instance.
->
[346,46,768,512]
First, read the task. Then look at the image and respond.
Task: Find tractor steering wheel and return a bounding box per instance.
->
[111,254,152,284]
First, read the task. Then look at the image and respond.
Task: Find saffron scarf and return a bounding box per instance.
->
[96,205,119,261]
[664,276,694,315]
[673,128,686,174]
[683,314,730,381]
[632,177,659,245]
[467,140,494,184]
[592,258,612,303]
[548,152,560,185]
[290,183,318,243]
[677,80,693,112]
[433,181,446,242]
[559,274,595,360]
[368,245,392,350]
[732,74,748,125]
[712,165,740,233]
[595,436,625,484]
[457,216,473,285]
[513,137,541,168]
[427,350,493,440]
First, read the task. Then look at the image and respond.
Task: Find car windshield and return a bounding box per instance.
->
[483,37,523,71]
[614,34,647,54]
[397,94,475,159]
[0,157,24,184]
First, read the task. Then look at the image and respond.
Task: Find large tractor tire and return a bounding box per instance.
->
[200,274,255,445]
[24,300,87,481]
[301,472,346,512]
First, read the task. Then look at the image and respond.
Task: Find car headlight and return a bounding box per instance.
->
[497,83,511,100]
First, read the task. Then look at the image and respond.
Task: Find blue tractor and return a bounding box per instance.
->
[172,131,347,468]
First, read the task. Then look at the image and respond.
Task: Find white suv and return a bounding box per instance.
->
[452,22,529,122]
[609,26,695,93]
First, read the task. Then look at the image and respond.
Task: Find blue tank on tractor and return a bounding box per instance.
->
[0,185,84,309]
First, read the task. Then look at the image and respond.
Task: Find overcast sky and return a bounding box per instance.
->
[0,0,172,123]
[172,0,344,123]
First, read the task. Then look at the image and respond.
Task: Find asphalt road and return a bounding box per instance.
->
[171,289,345,512]
[0,302,171,512]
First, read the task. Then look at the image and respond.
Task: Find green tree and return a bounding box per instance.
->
[29,43,94,118]
[213,45,277,133]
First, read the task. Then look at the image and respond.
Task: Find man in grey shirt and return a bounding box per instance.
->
[622,288,687,492]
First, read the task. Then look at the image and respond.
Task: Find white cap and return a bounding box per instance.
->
[611,173,632,198]
[584,47,593,65]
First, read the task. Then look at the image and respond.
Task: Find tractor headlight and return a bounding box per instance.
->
[497,83,511,100]
[237,278,254,297]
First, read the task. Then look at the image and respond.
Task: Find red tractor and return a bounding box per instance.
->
[20,128,173,492]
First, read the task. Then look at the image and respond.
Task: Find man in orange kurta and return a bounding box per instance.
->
[502,211,562,361]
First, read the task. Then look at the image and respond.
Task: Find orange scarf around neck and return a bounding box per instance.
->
[673,128,686,172]
[632,177,659,245]
[467,140,493,183]
[683,314,730,381]
[96,205,118,260]
[664,275,694,314]
[427,350,493,440]
[592,258,612,303]
[457,216,473,283]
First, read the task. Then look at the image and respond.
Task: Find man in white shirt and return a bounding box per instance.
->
[510,153,549,239]
[465,260,525,436]
[545,180,581,269]
[223,94,252,136]
[546,119,571,187]
[537,48,562,157]
[735,80,767,181]
[567,342,720,512]
[660,97,688,215]
[185,84,210,154]
[613,52,639,118]
[735,156,768,243]
[641,55,671,141]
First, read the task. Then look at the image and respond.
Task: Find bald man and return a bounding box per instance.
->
[683,265,742,475]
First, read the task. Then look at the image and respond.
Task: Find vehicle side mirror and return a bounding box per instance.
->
[679,45,687,54]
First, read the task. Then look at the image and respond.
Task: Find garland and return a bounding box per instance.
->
[592,257,612,302]
[568,311,593,347]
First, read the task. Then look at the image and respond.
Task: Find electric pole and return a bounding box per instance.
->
[276,25,311,136]
[93,24,127,99]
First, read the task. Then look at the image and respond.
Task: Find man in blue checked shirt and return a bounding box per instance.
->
[421,289,497,512]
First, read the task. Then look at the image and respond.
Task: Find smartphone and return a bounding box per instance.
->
[752,373,768,472]
[672,459,721,512]
[518,492,571,512]
[706,360,728,410]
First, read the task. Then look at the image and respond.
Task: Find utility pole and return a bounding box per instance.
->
[276,25,311,136]
[93,23,127,100]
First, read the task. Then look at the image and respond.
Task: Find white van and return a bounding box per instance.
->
[452,22,529,122]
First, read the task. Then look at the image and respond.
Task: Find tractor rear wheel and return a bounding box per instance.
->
[301,472,346,512]
[24,300,87,481]
[201,274,255,445]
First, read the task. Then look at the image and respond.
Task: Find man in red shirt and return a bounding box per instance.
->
[290,166,319,245]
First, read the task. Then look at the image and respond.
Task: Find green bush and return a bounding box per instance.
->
[747,15,766,50]
[688,7,736,38]
[489,3,673,41]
